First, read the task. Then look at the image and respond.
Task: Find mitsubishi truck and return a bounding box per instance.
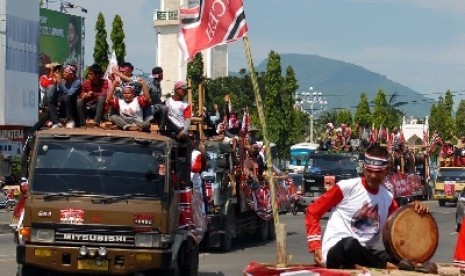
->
[14,127,199,275]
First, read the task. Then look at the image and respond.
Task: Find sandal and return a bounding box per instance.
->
[398,259,415,271]
[415,261,438,274]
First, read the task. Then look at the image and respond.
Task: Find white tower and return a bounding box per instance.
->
[153,0,228,95]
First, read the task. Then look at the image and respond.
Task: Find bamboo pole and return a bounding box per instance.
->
[243,36,286,267]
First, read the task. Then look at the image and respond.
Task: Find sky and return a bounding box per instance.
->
[53,0,465,101]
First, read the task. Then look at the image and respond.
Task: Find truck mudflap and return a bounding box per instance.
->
[16,244,172,274]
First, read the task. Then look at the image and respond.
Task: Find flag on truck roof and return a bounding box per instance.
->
[178,0,248,62]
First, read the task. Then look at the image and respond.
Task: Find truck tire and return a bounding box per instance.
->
[257,219,269,242]
[268,220,276,241]
[220,212,233,252]
[438,200,446,207]
[179,244,199,276]
[17,265,45,276]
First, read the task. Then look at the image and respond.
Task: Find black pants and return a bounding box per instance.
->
[76,96,106,126]
[326,237,396,269]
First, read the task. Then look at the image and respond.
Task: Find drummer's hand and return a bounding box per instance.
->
[410,200,429,214]
[313,249,325,267]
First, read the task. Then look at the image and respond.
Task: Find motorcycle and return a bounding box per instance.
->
[0,192,16,212]
[291,188,305,215]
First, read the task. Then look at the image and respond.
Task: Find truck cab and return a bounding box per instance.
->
[433,166,465,206]
[14,127,199,275]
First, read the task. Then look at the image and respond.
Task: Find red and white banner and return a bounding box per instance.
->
[178,0,248,62]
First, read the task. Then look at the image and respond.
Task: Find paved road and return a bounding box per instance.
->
[0,200,459,275]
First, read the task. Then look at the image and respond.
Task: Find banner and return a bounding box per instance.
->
[178,0,248,62]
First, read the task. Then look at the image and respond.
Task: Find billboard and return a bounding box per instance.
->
[0,0,40,126]
[39,8,84,79]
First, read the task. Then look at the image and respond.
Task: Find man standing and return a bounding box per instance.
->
[147,66,168,130]
[47,64,81,129]
[165,81,192,140]
[305,144,430,270]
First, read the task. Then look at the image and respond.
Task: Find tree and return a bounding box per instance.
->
[429,90,455,142]
[371,90,389,129]
[336,109,352,127]
[263,51,287,160]
[456,100,465,137]
[187,53,205,93]
[93,12,110,70]
[110,15,126,65]
[354,92,372,128]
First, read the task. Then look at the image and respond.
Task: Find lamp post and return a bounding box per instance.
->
[295,87,328,143]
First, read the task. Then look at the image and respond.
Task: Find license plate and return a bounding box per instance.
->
[78,259,109,271]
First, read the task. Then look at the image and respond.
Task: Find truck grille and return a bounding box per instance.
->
[34,224,136,247]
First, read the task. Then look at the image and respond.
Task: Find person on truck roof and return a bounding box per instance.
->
[46,64,81,129]
[146,66,168,130]
[106,77,151,132]
[305,143,431,271]
[76,63,109,129]
[165,81,192,140]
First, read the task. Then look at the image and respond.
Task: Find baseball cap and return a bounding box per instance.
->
[174,80,190,90]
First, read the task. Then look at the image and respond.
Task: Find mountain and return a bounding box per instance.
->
[254,54,434,118]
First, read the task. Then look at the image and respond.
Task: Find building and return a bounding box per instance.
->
[153,0,228,95]
[402,116,429,146]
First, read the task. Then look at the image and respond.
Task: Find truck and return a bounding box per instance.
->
[199,139,276,252]
[288,143,320,174]
[14,125,200,275]
[299,151,361,208]
[433,163,465,206]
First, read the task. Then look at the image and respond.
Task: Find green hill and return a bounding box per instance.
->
[254,54,434,117]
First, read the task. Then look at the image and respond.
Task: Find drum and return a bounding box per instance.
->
[383,205,438,263]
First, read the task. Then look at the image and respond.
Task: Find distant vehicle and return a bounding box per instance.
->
[433,166,465,206]
[289,143,320,173]
[456,188,465,232]
[300,152,360,207]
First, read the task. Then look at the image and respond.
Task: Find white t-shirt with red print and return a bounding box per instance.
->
[305,177,398,263]
[166,97,192,129]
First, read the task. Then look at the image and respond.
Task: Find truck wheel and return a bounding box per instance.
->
[257,219,269,242]
[220,223,232,252]
[179,244,199,276]
[268,220,276,241]
[17,265,44,276]
[438,200,446,207]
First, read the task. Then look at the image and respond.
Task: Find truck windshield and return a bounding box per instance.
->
[437,168,465,181]
[30,139,166,197]
[305,154,358,176]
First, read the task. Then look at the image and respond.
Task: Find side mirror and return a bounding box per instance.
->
[20,177,28,194]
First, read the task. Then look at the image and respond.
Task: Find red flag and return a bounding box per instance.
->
[241,108,250,136]
[178,0,248,62]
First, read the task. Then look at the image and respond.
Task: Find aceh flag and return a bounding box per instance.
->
[178,0,248,62]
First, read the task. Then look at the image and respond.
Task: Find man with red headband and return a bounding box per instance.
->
[305,143,430,270]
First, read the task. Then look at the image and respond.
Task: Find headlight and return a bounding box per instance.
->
[31,228,55,243]
[135,233,161,248]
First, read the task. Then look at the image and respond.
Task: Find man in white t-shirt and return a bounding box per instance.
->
[165,81,192,140]
[305,144,430,270]
[107,78,151,131]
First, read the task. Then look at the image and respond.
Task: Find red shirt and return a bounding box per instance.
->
[81,79,110,105]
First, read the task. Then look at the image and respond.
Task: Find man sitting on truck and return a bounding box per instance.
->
[165,81,192,140]
[46,64,81,129]
[106,77,151,132]
[76,63,109,129]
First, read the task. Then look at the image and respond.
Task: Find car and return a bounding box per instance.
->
[456,188,465,232]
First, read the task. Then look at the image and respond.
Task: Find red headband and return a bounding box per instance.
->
[119,66,133,73]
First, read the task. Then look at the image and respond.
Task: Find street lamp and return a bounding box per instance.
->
[295,87,328,143]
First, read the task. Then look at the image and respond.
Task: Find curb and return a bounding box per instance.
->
[0,224,12,234]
